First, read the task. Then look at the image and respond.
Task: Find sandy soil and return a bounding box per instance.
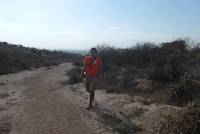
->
[0,63,96,134]
[0,63,180,134]
[68,84,180,134]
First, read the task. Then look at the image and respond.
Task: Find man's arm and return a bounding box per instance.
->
[79,65,86,81]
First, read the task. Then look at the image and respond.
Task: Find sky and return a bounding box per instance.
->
[0,0,200,50]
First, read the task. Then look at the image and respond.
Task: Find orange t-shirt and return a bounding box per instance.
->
[84,56,102,77]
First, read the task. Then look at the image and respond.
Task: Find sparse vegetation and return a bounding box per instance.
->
[95,39,199,96]
[60,39,200,133]
[1,39,200,134]
[93,39,200,133]
[152,40,189,82]
[66,66,82,84]
[0,41,81,75]
[69,39,200,104]
[157,99,200,134]
[97,42,158,67]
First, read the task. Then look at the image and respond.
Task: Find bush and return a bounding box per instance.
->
[67,66,81,84]
[152,40,189,82]
[157,100,200,134]
[97,43,158,67]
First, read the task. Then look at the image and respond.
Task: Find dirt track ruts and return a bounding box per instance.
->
[10,63,95,134]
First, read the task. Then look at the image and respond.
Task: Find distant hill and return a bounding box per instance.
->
[63,50,88,55]
[0,41,81,75]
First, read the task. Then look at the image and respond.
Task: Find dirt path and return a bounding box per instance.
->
[0,63,180,134]
[3,63,94,134]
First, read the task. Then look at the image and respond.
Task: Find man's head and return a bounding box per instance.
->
[90,47,98,57]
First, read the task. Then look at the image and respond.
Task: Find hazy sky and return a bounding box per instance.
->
[0,0,200,50]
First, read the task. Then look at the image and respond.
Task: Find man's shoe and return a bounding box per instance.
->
[86,105,93,110]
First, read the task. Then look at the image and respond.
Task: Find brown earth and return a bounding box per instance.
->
[0,63,181,134]
[0,63,98,134]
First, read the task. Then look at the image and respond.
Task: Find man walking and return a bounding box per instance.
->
[80,48,103,109]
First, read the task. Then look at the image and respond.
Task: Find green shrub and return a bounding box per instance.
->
[152,40,189,82]
[97,43,158,67]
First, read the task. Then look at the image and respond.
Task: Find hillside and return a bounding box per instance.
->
[0,41,80,75]
[0,40,200,134]
[67,39,200,133]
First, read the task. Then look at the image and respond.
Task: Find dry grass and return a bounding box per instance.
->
[66,66,81,84]
[156,100,200,134]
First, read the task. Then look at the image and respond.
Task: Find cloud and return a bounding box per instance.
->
[79,24,88,29]
[108,26,117,30]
